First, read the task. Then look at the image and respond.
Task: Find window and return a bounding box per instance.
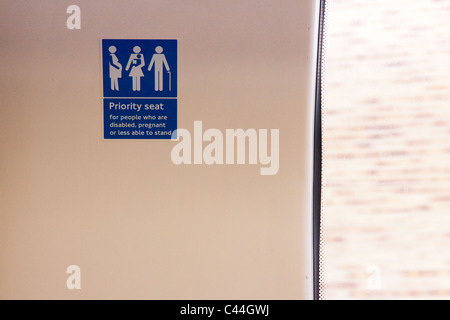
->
[320,0,450,299]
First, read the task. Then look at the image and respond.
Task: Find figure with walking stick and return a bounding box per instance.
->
[148,46,170,91]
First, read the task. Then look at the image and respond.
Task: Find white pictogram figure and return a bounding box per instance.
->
[125,46,145,91]
[108,46,122,91]
[148,46,170,91]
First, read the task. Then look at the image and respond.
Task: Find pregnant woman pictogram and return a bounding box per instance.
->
[108,46,122,91]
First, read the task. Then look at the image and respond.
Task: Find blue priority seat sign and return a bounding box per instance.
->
[101,39,177,139]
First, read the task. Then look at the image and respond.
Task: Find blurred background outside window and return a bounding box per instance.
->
[321,0,450,299]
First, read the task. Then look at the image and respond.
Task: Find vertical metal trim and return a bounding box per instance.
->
[313,0,326,301]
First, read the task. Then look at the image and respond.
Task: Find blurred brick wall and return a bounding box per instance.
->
[322,0,450,299]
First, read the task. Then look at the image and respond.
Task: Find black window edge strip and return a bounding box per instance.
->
[313,0,326,301]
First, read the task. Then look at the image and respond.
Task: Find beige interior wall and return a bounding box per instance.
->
[0,0,319,299]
